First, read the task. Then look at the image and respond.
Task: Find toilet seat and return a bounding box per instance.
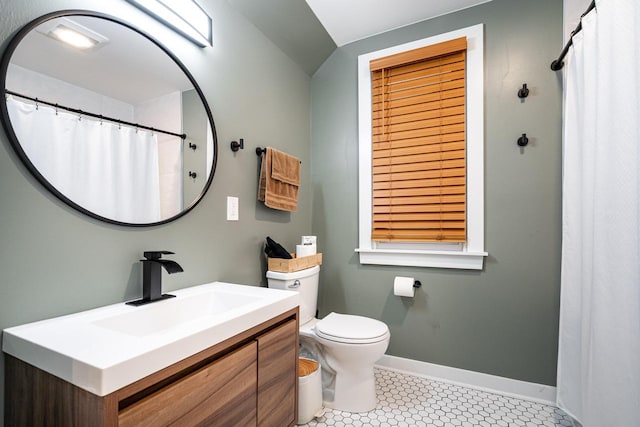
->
[315,312,389,344]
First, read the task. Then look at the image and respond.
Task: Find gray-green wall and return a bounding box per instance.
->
[311,0,563,386]
[0,0,311,423]
[182,89,209,205]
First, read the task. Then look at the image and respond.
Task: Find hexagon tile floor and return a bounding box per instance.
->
[299,368,578,427]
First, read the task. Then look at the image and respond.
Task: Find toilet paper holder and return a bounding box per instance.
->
[393,276,421,298]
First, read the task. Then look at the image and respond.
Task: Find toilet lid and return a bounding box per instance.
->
[315,312,389,344]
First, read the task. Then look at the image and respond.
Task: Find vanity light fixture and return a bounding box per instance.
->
[127,0,213,47]
[37,18,109,51]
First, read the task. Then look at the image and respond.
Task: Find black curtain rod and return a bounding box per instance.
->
[5,89,187,140]
[550,0,596,71]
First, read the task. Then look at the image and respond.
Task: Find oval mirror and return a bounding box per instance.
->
[0,11,217,226]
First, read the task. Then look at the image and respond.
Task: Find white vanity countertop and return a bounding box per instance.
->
[2,282,299,396]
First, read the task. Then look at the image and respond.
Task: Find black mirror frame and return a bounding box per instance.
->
[0,9,218,227]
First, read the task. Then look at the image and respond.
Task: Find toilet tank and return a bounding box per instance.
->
[267,265,319,325]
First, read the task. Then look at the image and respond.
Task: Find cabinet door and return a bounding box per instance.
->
[257,320,298,427]
[119,341,257,427]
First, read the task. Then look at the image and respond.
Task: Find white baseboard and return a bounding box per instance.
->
[375,354,557,406]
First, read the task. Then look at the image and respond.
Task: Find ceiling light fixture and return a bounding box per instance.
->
[127,0,212,47]
[37,18,109,51]
[50,25,97,49]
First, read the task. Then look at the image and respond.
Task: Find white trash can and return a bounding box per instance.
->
[297,358,323,425]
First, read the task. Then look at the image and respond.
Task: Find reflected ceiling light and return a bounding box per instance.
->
[37,18,109,51]
[127,0,213,47]
[51,26,97,49]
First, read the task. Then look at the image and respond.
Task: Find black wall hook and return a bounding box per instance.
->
[517,133,529,147]
[189,142,197,150]
[188,171,197,178]
[230,138,244,152]
[518,83,529,99]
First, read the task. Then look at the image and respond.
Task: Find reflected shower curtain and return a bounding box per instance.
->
[7,97,161,223]
[557,0,640,426]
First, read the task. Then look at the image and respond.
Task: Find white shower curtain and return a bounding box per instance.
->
[7,97,162,223]
[557,0,640,426]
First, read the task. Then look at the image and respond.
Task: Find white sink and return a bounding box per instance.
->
[93,290,262,337]
[2,282,299,396]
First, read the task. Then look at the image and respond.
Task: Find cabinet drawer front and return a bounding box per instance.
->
[257,319,298,427]
[119,342,257,427]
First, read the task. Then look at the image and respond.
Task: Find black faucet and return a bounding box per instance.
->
[126,251,184,306]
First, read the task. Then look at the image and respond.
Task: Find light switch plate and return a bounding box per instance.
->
[227,196,239,221]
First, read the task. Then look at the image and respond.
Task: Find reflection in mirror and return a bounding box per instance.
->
[1,12,216,225]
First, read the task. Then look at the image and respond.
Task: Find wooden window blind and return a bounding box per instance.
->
[370,37,467,242]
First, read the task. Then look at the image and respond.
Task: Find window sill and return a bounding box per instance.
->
[355,248,488,270]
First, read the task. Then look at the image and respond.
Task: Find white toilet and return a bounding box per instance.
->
[267,265,390,413]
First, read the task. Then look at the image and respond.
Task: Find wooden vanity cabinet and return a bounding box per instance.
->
[118,341,258,426]
[4,308,299,427]
[257,319,298,427]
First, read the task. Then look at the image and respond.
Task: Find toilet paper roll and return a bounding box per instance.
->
[296,244,317,257]
[394,276,415,298]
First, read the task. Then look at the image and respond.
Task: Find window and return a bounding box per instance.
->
[370,37,467,243]
[356,24,486,270]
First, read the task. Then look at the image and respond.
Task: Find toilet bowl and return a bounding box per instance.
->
[267,266,390,413]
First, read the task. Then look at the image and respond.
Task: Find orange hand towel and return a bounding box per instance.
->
[258,147,300,212]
